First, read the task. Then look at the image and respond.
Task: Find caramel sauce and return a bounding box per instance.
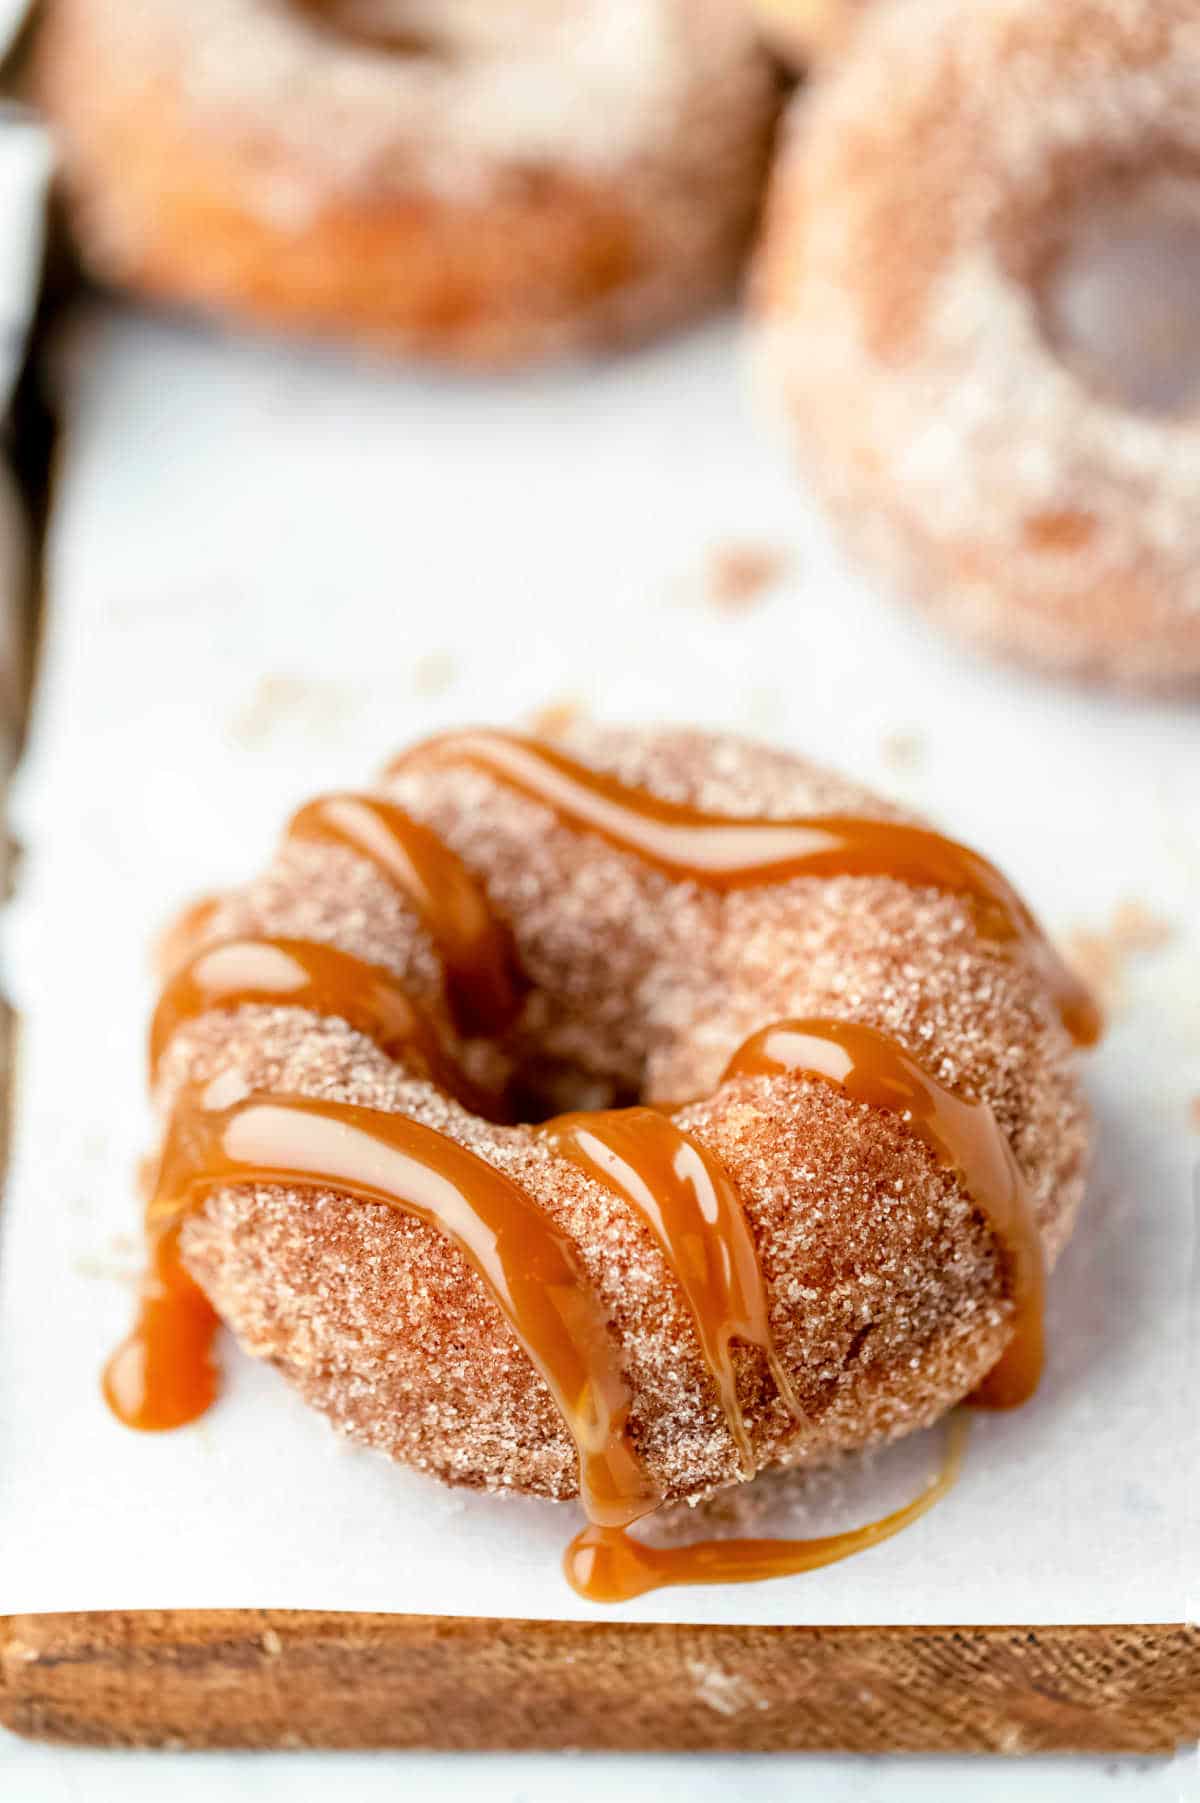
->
[145,1092,659,1528]
[109,735,1088,1597]
[722,1018,1045,1410]
[287,793,523,1037]
[102,1226,220,1432]
[543,1106,803,1473]
[391,731,1099,1047]
[564,1413,969,1604]
[148,935,496,1114]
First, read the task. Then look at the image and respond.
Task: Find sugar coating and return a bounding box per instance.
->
[37,0,779,363]
[161,726,1090,1509]
[757,0,1200,689]
[39,0,776,207]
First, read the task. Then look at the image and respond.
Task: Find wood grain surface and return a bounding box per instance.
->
[2,1612,1198,1753]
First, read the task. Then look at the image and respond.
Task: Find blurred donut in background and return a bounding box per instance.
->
[35,0,781,365]
[757,0,1200,692]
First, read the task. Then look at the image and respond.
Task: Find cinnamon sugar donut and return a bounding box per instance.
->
[757,0,1200,689]
[119,725,1093,1543]
[36,0,780,364]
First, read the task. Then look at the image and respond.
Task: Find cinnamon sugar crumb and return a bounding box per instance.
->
[1065,901,1173,1012]
[231,675,353,747]
[528,697,588,739]
[707,544,788,613]
[1187,1096,1200,1132]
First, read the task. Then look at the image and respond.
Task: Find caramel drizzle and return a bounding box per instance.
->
[143,1094,657,1528]
[110,734,1086,1598]
[543,1107,803,1473]
[102,1223,220,1434]
[287,792,523,1037]
[148,935,499,1117]
[566,1413,969,1605]
[389,731,1099,1048]
[721,1018,1045,1410]
[118,1015,1039,1593]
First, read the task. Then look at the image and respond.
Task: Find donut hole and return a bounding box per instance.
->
[506,1058,643,1125]
[1035,179,1200,418]
[292,0,445,57]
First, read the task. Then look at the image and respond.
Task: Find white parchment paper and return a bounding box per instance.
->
[0,308,1196,1625]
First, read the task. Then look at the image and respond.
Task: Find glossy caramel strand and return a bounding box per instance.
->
[146,1090,660,1527]
[287,792,525,1037]
[564,1413,968,1604]
[102,1224,220,1432]
[391,731,1099,1047]
[149,935,501,1117]
[722,1018,1045,1410]
[543,1105,803,1473]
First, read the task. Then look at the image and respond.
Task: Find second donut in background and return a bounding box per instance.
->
[36,0,781,365]
[758,0,1200,692]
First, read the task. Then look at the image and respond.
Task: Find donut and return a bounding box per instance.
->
[35,0,780,364]
[756,0,1200,689]
[108,726,1096,1598]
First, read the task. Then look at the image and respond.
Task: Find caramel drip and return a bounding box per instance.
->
[287,793,523,1037]
[144,1093,659,1528]
[390,731,1099,1047]
[102,1226,220,1432]
[722,1019,1045,1410]
[148,935,497,1115]
[543,1107,803,1473]
[564,1414,969,1604]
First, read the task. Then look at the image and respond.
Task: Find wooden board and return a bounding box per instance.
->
[2,1613,1198,1753]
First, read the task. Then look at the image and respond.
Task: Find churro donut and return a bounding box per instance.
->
[36,0,780,364]
[758,0,1200,689]
[121,725,1094,1536]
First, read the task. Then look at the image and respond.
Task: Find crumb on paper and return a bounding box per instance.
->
[684,1659,771,1718]
[230,675,354,748]
[880,728,925,773]
[706,543,788,614]
[71,1255,129,1283]
[1188,1095,1200,1132]
[1065,900,1174,1013]
[73,1236,141,1284]
[528,696,588,739]
[411,650,458,698]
